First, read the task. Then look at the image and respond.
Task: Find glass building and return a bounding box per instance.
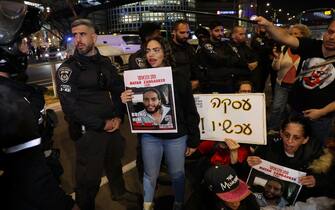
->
[89,0,196,33]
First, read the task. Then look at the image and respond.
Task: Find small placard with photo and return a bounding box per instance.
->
[247,159,306,206]
[123,67,177,133]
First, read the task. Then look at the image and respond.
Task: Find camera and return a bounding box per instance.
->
[0,1,42,75]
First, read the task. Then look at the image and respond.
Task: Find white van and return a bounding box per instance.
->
[66,34,141,72]
[96,34,141,54]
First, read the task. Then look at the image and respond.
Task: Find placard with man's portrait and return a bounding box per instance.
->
[123,67,177,133]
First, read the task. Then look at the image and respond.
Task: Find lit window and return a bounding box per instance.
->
[167,0,180,5]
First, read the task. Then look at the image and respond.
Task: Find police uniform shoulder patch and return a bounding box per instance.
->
[135,57,146,68]
[204,43,214,51]
[256,37,264,45]
[58,67,72,83]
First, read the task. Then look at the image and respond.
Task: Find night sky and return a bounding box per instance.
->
[271,0,334,12]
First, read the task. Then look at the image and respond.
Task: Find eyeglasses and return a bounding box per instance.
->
[282,131,305,142]
[146,47,162,54]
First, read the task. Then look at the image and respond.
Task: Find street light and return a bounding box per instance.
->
[266,2,270,6]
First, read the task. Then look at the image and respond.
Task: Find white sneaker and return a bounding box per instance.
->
[143,202,154,210]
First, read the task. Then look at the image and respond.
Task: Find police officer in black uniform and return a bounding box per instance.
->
[0,1,77,210]
[194,26,210,52]
[196,21,238,93]
[56,18,136,210]
[227,25,258,87]
[250,25,276,92]
[170,20,199,90]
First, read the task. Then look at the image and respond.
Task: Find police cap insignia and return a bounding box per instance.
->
[58,67,72,83]
[135,57,146,68]
[204,43,214,51]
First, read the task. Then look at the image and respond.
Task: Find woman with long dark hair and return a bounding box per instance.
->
[247,115,334,201]
[121,37,200,210]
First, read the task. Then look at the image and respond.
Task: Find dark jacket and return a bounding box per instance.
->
[196,39,251,90]
[128,48,146,70]
[250,33,275,68]
[149,70,200,148]
[227,40,258,78]
[56,49,125,133]
[0,77,43,148]
[254,135,334,200]
[196,39,233,84]
[0,77,74,210]
[170,40,198,80]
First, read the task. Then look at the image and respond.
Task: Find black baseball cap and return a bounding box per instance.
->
[204,165,250,202]
[195,26,210,39]
[209,21,223,30]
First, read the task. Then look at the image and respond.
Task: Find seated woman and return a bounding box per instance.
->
[121,37,200,210]
[247,115,334,201]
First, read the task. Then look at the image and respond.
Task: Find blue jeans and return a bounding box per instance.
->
[141,134,187,203]
[268,83,291,131]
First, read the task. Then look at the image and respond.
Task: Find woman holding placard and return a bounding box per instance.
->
[247,115,334,201]
[121,37,200,210]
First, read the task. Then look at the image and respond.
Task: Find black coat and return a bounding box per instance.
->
[170,40,198,80]
[149,70,200,148]
[0,77,43,148]
[227,41,258,78]
[56,49,125,132]
[0,76,74,210]
[196,39,234,84]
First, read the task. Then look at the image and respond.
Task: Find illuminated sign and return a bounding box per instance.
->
[313,11,333,19]
[324,10,332,16]
[217,10,237,15]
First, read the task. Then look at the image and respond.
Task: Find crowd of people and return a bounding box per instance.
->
[121,16,335,210]
[1,1,335,209]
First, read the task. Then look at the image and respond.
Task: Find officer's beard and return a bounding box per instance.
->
[212,35,223,42]
[176,36,188,45]
[146,104,162,114]
[77,43,95,56]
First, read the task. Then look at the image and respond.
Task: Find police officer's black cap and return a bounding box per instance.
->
[195,26,210,38]
[209,21,223,30]
[139,22,161,41]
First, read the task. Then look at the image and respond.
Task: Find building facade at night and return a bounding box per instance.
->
[95,0,197,33]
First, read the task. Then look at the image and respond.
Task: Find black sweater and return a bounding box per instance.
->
[149,70,200,148]
[56,49,125,131]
